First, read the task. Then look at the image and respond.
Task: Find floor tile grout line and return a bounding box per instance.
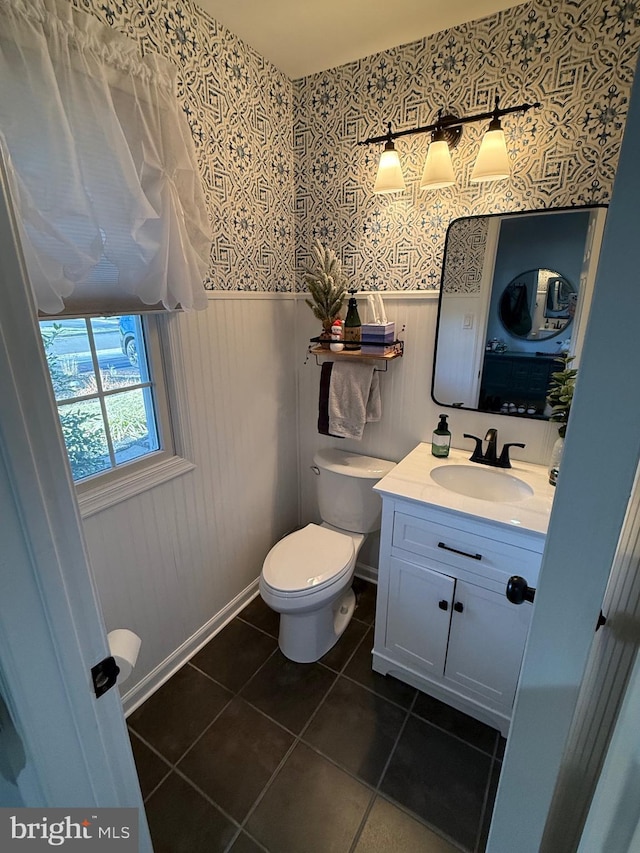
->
[222,825,271,853]
[128,728,173,770]
[355,689,480,850]
[233,730,301,839]
[473,766,495,853]
[372,688,418,792]
[229,666,344,843]
[378,687,490,853]
[137,680,478,853]
[320,621,370,676]
[229,648,429,849]
[140,587,495,852]
[338,667,417,712]
[128,694,238,796]
[236,614,280,641]
[409,709,500,759]
[188,640,280,695]
[138,588,383,849]
[187,660,242,693]
[286,669,341,741]
[374,791,471,853]
[346,790,378,853]
[157,691,237,771]
[171,764,244,830]
[473,738,503,853]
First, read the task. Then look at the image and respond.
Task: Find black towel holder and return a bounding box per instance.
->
[305,328,404,372]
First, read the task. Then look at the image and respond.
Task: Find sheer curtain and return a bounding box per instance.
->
[0,0,211,314]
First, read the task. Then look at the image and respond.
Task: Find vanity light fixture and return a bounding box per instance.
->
[361,95,540,194]
[420,111,458,190]
[470,97,510,183]
[372,123,406,193]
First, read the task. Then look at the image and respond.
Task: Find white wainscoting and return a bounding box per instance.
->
[297,292,559,575]
[82,294,300,710]
[82,291,560,710]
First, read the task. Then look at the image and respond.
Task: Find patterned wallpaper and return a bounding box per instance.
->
[294,0,640,291]
[67,0,640,294]
[442,217,490,294]
[74,0,295,292]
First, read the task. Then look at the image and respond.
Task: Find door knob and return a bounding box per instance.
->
[453,601,464,613]
[506,575,536,605]
[438,599,449,611]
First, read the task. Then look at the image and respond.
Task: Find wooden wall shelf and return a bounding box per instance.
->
[307,338,404,369]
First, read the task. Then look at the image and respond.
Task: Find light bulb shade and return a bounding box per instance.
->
[373,147,406,193]
[470,128,510,182]
[420,139,455,189]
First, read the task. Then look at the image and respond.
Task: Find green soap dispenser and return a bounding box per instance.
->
[432,414,451,458]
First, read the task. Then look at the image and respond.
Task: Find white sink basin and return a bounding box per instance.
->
[430,464,534,503]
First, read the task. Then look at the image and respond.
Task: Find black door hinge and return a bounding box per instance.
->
[91,656,120,698]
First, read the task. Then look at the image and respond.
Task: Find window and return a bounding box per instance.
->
[39,314,172,487]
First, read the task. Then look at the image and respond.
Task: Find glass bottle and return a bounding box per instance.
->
[344,290,361,351]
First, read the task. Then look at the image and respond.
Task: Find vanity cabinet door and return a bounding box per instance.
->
[386,556,454,676]
[444,580,531,711]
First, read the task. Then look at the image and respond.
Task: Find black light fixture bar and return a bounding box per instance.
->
[357,96,541,147]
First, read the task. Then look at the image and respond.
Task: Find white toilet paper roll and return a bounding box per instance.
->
[107,629,141,684]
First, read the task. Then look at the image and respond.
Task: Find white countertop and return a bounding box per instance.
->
[374,443,556,537]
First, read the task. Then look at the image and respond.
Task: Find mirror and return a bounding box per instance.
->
[432,206,607,419]
[498,269,576,340]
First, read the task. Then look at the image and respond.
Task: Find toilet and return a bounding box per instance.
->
[259,448,395,663]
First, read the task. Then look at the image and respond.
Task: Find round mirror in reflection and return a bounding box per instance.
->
[499,269,576,340]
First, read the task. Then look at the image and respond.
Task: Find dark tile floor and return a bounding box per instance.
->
[128,579,505,853]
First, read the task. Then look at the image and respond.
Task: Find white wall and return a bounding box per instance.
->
[82,294,300,710]
[79,288,559,711]
[297,293,560,574]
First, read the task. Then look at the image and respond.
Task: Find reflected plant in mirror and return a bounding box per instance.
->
[432,206,607,420]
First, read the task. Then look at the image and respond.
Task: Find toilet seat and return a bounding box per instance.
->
[262,523,354,596]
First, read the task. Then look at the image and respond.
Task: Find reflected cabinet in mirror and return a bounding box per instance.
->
[432,206,607,419]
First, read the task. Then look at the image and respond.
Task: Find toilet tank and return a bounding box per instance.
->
[313,448,396,534]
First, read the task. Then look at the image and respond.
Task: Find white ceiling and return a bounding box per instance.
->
[195,0,523,79]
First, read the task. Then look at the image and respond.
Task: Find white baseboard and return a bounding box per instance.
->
[121,578,260,716]
[355,561,378,584]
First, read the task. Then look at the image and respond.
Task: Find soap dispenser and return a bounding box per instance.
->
[432,414,451,458]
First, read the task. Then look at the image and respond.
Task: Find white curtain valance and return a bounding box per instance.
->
[0,0,211,315]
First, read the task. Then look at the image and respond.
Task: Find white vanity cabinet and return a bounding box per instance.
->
[372,445,553,736]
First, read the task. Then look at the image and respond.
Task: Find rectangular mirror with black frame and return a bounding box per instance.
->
[431,205,607,420]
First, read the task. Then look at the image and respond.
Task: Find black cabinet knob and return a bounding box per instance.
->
[453,601,464,613]
[438,599,449,611]
[506,575,536,605]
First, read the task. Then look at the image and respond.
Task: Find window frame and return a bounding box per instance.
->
[40,312,195,518]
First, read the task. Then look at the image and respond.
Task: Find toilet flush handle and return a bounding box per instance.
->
[311,465,320,475]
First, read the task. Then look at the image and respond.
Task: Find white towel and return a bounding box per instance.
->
[328,361,381,440]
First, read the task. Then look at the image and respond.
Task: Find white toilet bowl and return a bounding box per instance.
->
[259,522,364,663]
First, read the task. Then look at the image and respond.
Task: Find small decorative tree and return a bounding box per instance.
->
[303,239,348,336]
[546,353,577,438]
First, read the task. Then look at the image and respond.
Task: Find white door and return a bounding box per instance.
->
[576,648,640,852]
[0,149,152,849]
[487,60,640,852]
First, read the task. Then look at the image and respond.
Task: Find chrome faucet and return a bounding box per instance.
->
[463,429,525,469]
